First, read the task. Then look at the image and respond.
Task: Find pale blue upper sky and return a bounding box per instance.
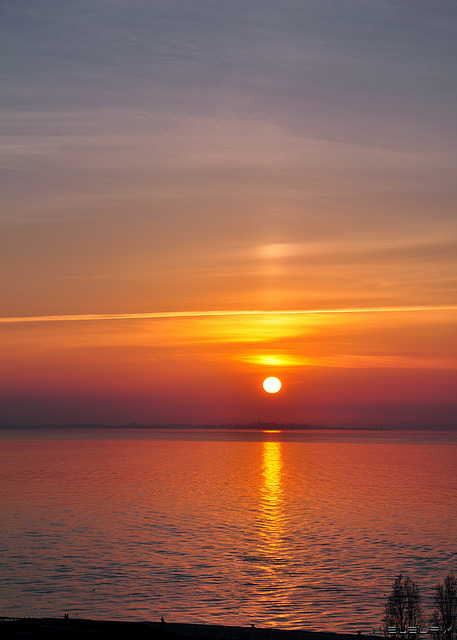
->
[1,1,456,316]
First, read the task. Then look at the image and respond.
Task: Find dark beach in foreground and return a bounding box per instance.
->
[0,618,377,640]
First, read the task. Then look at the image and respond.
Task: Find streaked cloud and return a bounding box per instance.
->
[239,353,457,371]
[1,304,456,325]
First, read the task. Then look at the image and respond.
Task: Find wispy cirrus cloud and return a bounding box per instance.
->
[1,304,456,325]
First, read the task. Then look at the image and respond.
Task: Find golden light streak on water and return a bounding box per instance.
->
[260,441,285,565]
[262,441,283,499]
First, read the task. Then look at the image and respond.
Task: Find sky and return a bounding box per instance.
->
[1,1,456,427]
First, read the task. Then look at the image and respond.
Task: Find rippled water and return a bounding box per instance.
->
[0,429,456,633]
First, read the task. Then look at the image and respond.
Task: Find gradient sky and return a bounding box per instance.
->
[1,1,456,426]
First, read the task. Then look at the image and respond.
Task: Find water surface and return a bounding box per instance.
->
[0,429,455,633]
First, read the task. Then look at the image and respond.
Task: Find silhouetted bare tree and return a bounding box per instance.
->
[433,574,457,640]
[384,574,423,635]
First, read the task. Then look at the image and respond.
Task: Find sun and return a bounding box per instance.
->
[263,376,282,394]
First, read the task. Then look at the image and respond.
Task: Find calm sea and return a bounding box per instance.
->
[0,429,456,633]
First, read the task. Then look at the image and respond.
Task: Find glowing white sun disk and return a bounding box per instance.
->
[263,377,282,394]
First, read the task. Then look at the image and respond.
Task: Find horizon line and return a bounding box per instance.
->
[1,304,457,324]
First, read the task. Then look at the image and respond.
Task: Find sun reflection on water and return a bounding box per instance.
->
[260,440,285,558]
[262,441,282,500]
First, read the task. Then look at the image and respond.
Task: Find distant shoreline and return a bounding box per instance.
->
[1,423,456,431]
